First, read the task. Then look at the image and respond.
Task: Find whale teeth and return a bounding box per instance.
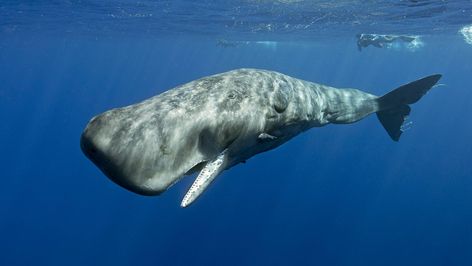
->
[180,149,228,208]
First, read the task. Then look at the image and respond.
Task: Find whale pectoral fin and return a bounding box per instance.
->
[180,149,228,208]
[257,132,277,142]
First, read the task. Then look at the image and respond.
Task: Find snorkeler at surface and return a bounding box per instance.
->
[216,39,249,48]
[356,33,417,51]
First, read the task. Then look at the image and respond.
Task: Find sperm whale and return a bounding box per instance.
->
[80,68,442,207]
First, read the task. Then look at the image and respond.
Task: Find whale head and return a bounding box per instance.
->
[80,110,167,196]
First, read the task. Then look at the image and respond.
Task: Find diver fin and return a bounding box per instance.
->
[180,149,228,207]
[376,74,442,141]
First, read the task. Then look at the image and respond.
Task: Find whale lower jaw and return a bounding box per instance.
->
[181,149,228,208]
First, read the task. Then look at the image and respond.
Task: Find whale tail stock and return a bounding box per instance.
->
[376,74,442,141]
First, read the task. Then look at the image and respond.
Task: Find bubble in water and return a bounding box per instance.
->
[400,121,413,132]
[459,24,472,45]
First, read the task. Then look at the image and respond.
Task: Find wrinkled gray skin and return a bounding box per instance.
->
[81,69,378,197]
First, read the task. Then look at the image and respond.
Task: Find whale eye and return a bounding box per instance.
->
[227,89,243,100]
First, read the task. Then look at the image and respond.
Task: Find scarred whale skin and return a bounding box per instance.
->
[80,68,441,207]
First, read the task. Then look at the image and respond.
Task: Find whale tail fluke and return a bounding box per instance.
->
[376,74,442,141]
[376,105,411,141]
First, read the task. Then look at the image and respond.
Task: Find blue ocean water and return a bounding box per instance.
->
[1,1,472,266]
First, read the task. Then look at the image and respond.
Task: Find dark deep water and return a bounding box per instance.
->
[1,1,472,266]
